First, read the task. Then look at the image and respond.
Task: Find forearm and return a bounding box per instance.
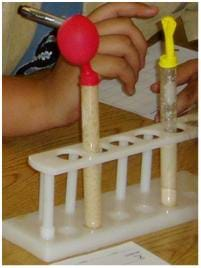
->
[3,74,52,136]
[3,62,80,137]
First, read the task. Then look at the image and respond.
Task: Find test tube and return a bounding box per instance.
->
[82,84,102,229]
[19,8,102,229]
[159,16,178,207]
[160,67,177,207]
[57,16,102,229]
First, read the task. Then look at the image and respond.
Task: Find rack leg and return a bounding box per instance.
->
[40,174,55,240]
[115,140,128,200]
[140,135,153,193]
[39,173,45,221]
[65,154,78,214]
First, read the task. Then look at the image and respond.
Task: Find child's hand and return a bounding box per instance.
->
[49,3,158,127]
[90,3,158,95]
[3,3,159,136]
[151,59,198,121]
[53,3,159,92]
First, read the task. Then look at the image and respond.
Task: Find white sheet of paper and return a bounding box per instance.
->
[52,242,169,265]
[99,42,197,120]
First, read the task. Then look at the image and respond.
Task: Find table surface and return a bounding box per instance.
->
[2,19,198,265]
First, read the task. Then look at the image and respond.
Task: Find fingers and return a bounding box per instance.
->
[87,2,158,94]
[87,2,158,97]
[151,59,198,93]
[151,59,198,119]
[175,59,198,85]
[151,59,198,120]
[154,79,198,122]
[150,81,160,93]
[92,54,135,95]
[154,110,160,123]
[176,79,198,116]
[98,35,140,82]
[96,17,147,68]
[89,3,158,23]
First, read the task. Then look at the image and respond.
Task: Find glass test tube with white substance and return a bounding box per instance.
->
[159,16,178,207]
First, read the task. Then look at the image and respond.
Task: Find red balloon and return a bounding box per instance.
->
[57,15,99,66]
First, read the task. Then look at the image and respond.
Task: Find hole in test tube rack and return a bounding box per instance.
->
[134,193,156,214]
[58,225,80,236]
[110,141,119,146]
[128,141,135,145]
[153,135,160,139]
[100,141,119,152]
[57,153,82,160]
[58,154,70,160]
[109,210,130,221]
[135,204,155,214]
[134,134,160,140]
[109,138,135,147]
[176,128,184,133]
[135,134,144,139]
[100,139,134,153]
[133,129,161,140]
[108,200,130,221]
[57,209,82,236]
[134,191,159,214]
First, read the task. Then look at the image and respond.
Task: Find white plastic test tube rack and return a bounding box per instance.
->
[3,112,198,262]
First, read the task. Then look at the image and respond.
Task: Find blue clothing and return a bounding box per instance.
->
[13,2,82,75]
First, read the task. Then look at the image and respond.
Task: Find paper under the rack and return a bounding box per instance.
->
[52,241,169,265]
[99,42,197,120]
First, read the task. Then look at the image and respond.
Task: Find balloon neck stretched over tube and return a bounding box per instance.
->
[57,15,100,86]
[159,16,178,69]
